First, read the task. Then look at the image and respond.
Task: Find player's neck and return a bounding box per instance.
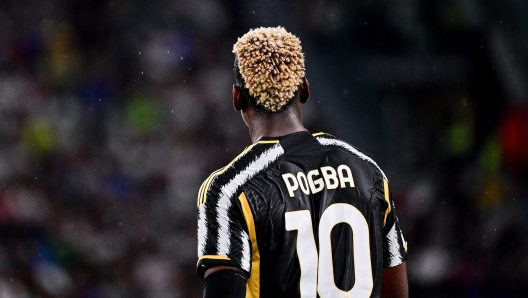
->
[247,108,307,143]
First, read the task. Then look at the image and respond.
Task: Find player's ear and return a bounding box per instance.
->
[233,85,246,111]
[299,76,310,104]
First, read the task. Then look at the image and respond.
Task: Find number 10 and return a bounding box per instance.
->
[285,203,373,298]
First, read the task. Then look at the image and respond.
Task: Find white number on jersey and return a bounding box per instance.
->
[285,203,373,298]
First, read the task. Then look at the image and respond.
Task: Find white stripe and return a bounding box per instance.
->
[216,144,284,256]
[197,203,207,257]
[240,230,251,271]
[317,137,388,181]
[386,224,404,267]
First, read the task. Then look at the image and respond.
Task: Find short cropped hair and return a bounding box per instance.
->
[233,27,305,112]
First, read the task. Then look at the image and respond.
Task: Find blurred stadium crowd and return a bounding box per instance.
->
[1,0,527,297]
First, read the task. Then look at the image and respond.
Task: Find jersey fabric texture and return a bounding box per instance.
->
[196,131,407,298]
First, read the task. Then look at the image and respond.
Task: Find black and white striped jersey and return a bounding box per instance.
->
[196,131,407,298]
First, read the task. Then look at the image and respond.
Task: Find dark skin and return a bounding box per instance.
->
[205,76,409,298]
[233,76,311,143]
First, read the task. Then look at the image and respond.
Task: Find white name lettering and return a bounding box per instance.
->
[282,173,299,197]
[282,165,355,198]
[338,165,355,188]
[307,169,324,194]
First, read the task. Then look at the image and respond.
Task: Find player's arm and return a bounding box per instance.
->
[380,179,408,298]
[202,266,247,298]
[381,261,408,298]
[197,177,251,298]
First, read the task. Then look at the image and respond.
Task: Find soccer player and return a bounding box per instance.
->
[196,27,408,298]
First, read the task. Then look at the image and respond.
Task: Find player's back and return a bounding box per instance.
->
[197,131,407,298]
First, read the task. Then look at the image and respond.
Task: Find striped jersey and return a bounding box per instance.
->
[196,131,407,298]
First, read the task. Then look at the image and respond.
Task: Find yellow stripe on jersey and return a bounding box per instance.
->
[197,144,258,206]
[197,168,223,206]
[238,192,260,298]
[196,255,232,266]
[312,132,325,137]
[383,179,391,227]
[257,140,279,144]
[198,167,224,206]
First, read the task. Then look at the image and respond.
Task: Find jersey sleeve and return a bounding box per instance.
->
[382,179,408,268]
[196,178,251,279]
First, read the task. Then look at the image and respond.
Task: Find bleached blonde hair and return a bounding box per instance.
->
[233,26,305,112]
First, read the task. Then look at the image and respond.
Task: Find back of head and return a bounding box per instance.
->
[233,27,305,113]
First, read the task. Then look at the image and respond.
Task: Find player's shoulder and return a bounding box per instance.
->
[312,132,369,159]
[312,132,388,181]
[197,140,285,206]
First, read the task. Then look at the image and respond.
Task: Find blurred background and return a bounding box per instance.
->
[1,0,527,297]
